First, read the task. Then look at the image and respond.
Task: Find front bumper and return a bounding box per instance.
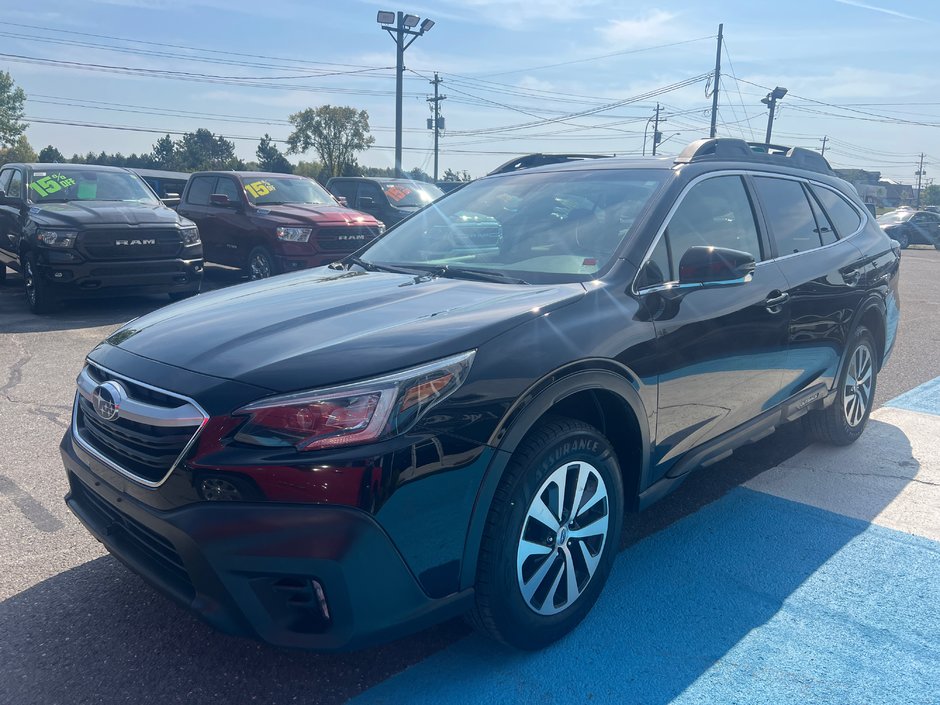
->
[36,252,203,298]
[273,251,343,272]
[61,433,472,651]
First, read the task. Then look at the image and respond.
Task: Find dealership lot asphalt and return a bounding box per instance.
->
[1,248,939,705]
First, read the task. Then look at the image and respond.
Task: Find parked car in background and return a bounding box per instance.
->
[876,207,940,249]
[326,176,442,226]
[0,163,202,313]
[61,138,899,653]
[132,168,191,208]
[177,171,384,280]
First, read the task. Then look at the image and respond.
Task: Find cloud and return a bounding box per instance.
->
[427,0,605,30]
[598,10,680,45]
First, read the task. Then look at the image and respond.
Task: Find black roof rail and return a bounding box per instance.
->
[488,153,610,175]
[674,138,834,176]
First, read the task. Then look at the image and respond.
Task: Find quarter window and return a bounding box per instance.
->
[811,185,862,238]
[643,175,762,284]
[186,176,216,206]
[753,177,821,255]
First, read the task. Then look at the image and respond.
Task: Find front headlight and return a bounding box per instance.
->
[233,351,475,451]
[37,230,77,248]
[376,222,386,235]
[276,226,312,242]
[180,226,200,245]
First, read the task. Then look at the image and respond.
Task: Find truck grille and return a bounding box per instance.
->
[316,226,381,252]
[79,228,182,261]
[72,364,207,486]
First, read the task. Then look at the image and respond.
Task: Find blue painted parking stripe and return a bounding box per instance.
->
[885,375,940,416]
[351,488,940,705]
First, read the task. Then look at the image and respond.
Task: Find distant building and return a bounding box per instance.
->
[834,168,913,208]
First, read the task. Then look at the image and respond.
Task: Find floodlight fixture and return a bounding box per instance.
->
[376,10,395,24]
[403,14,420,27]
[420,18,435,33]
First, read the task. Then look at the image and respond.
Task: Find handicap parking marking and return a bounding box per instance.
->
[352,488,940,705]
[884,375,940,416]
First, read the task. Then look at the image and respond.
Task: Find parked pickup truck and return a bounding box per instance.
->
[177,171,385,280]
[0,163,203,314]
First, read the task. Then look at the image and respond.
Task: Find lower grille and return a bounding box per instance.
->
[72,477,194,597]
[316,226,381,252]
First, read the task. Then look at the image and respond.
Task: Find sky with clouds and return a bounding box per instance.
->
[3,0,939,181]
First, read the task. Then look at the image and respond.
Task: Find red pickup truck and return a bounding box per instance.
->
[177,171,384,279]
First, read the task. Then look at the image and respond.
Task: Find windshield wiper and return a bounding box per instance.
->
[408,264,528,285]
[343,256,430,277]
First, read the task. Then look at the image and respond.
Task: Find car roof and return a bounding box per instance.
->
[192,171,309,179]
[4,163,135,173]
[328,176,436,184]
[131,168,191,180]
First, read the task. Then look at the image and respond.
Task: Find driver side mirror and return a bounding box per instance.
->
[358,196,376,209]
[678,246,755,286]
[0,187,21,207]
[209,193,239,209]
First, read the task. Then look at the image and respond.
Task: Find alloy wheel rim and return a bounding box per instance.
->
[843,343,873,427]
[516,460,609,616]
[250,254,271,280]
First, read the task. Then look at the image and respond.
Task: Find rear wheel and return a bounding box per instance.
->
[804,326,877,445]
[247,246,278,281]
[22,251,58,314]
[468,418,624,650]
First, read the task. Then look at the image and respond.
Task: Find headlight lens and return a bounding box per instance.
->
[37,230,77,248]
[233,350,475,450]
[276,226,312,242]
[376,222,386,235]
[180,226,200,245]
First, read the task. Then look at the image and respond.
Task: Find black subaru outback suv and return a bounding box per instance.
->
[0,163,202,313]
[61,139,900,651]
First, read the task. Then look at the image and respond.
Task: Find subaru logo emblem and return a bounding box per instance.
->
[92,381,124,421]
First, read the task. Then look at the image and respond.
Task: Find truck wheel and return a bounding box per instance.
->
[892,230,909,249]
[22,252,58,314]
[467,418,624,650]
[247,247,278,281]
[804,326,877,445]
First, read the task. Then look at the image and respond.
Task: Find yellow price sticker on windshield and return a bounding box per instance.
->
[29,173,77,198]
[245,180,276,198]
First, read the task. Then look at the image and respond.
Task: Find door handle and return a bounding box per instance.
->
[764,291,790,309]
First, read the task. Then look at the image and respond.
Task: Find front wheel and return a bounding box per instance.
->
[892,230,910,249]
[468,418,624,650]
[22,251,58,314]
[804,326,877,445]
[246,246,279,281]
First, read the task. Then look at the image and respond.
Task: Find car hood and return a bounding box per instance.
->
[252,203,381,226]
[29,201,182,228]
[100,269,584,393]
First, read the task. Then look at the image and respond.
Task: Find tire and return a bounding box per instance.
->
[22,251,58,314]
[893,230,909,249]
[246,246,279,281]
[804,326,877,445]
[468,417,624,650]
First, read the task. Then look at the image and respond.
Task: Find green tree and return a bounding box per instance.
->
[286,105,374,177]
[0,135,36,163]
[150,134,178,169]
[293,160,325,182]
[0,71,27,147]
[256,134,292,173]
[175,128,243,171]
[922,184,940,206]
[38,145,64,163]
[442,168,471,182]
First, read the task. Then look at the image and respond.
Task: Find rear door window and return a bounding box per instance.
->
[186,176,217,206]
[753,177,821,256]
[811,185,863,239]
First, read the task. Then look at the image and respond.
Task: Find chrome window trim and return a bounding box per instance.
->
[71,362,210,489]
[632,170,868,295]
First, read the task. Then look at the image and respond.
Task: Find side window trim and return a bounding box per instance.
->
[185,176,218,206]
[807,182,866,240]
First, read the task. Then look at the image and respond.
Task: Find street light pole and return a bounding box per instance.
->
[378,10,435,177]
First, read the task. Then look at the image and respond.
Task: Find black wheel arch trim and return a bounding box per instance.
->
[837,293,887,385]
[460,362,652,591]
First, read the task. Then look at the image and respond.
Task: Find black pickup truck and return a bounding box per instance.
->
[0,163,203,313]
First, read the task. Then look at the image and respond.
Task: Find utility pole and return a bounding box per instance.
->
[916,153,926,207]
[709,23,723,139]
[652,103,662,156]
[377,10,435,177]
[427,73,446,182]
[820,135,828,157]
[761,86,788,144]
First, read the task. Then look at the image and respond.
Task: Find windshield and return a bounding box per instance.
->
[876,210,914,224]
[383,181,443,207]
[240,176,335,205]
[28,169,159,204]
[360,169,667,283]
